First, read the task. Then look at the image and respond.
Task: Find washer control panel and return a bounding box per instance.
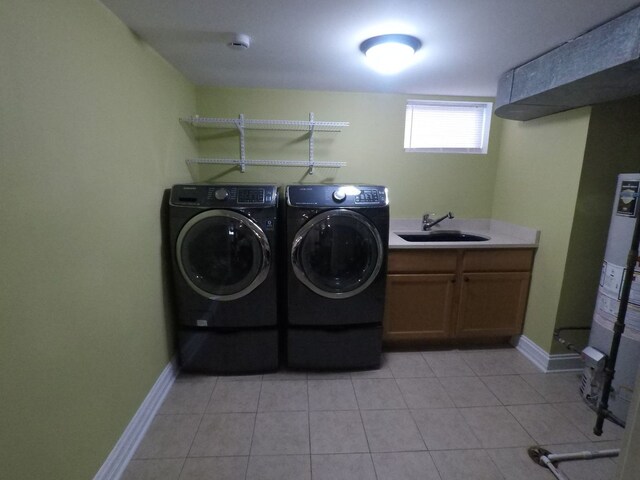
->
[237,188,266,204]
[354,188,381,204]
[287,185,388,207]
[170,184,277,207]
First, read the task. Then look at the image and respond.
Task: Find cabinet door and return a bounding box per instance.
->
[383,273,456,342]
[456,272,530,337]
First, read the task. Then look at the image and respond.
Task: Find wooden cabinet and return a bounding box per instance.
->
[385,273,456,342]
[383,248,534,346]
[384,249,458,343]
[457,271,531,337]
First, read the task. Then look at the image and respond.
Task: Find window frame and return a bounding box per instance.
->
[404,99,493,155]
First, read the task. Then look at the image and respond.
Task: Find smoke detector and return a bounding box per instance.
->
[227,33,251,50]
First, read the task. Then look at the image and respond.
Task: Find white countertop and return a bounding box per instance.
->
[389,218,540,249]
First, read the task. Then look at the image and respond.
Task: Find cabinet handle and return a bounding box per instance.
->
[464,276,469,282]
[452,278,456,283]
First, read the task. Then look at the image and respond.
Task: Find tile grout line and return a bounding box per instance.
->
[350,370,379,480]
[484,447,509,480]
[391,369,431,455]
[174,376,217,477]
[306,376,312,479]
[446,404,484,451]
[244,377,264,479]
[472,371,561,450]
[428,451,446,480]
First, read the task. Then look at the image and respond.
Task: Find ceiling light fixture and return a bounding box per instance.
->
[360,34,422,75]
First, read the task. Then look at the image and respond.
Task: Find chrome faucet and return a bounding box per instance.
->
[423,212,454,231]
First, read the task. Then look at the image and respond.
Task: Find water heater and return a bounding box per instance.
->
[581,173,640,423]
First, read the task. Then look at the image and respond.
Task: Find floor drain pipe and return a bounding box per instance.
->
[528,446,620,480]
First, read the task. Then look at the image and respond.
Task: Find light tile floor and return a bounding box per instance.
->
[121,347,624,480]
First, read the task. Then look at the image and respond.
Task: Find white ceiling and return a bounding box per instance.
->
[99,0,640,97]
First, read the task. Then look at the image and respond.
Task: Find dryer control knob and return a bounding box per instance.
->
[332,190,346,202]
[214,188,229,201]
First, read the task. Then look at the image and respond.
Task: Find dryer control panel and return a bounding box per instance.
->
[287,184,388,207]
[170,184,278,207]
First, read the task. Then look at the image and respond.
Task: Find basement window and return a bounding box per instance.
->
[404,100,493,154]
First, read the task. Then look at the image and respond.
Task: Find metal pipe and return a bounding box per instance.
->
[547,449,620,462]
[539,456,571,480]
[594,202,640,436]
[528,446,620,480]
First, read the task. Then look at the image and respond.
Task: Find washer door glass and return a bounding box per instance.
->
[177,210,270,300]
[292,210,383,299]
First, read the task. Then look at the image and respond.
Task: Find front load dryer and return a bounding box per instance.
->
[284,184,389,370]
[168,184,279,374]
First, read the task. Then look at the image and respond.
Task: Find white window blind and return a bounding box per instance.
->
[404,100,492,154]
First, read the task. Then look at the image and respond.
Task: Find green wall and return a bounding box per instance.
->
[491,109,591,352]
[0,1,196,478]
[194,87,503,218]
[555,97,640,350]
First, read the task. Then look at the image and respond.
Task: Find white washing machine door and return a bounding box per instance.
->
[177,209,271,301]
[291,209,384,299]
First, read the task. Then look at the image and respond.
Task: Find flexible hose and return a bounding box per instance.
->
[553,326,590,354]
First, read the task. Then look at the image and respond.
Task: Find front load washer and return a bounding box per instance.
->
[168,184,279,374]
[285,184,389,370]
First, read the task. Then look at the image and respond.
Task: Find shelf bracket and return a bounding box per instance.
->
[235,114,246,173]
[308,112,315,175]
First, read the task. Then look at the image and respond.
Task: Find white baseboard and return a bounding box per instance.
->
[512,335,583,373]
[94,358,178,480]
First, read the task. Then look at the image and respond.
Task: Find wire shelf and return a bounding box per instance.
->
[186,158,346,168]
[182,112,348,173]
[181,115,349,132]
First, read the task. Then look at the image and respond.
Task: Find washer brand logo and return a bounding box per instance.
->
[196,319,208,327]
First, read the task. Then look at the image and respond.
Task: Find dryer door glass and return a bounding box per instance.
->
[292,210,383,299]
[177,210,270,301]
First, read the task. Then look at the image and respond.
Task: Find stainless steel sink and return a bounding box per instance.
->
[396,230,490,242]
